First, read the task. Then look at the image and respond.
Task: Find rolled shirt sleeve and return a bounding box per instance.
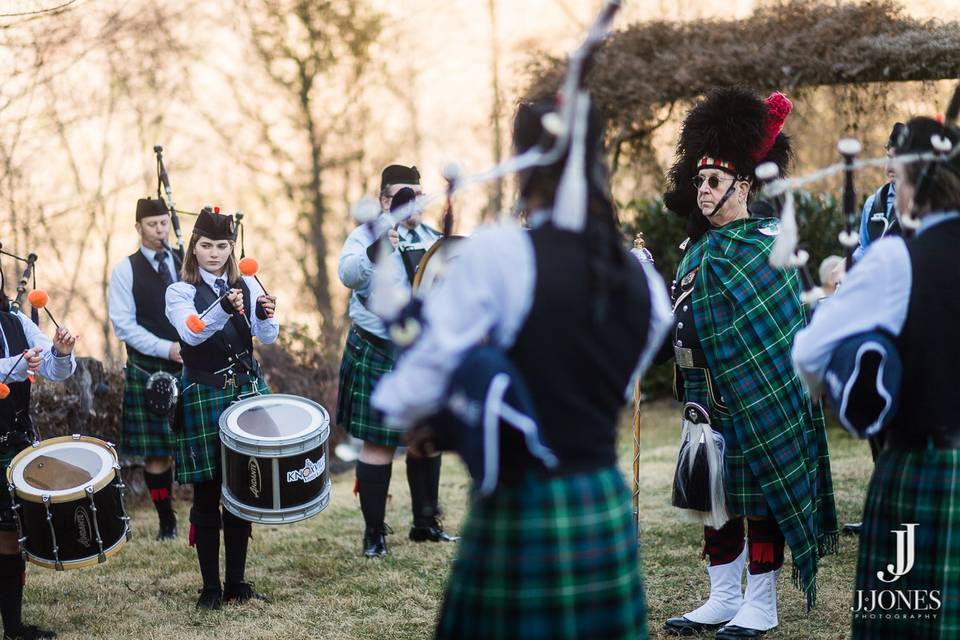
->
[108,258,176,359]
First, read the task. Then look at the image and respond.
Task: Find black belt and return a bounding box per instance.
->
[353,325,391,351]
[885,430,960,451]
[183,365,260,389]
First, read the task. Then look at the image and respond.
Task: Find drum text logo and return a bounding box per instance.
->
[286,457,325,484]
[75,507,93,548]
[248,458,262,498]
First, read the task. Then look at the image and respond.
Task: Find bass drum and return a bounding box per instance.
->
[411,236,467,296]
[6,436,130,570]
[219,394,331,524]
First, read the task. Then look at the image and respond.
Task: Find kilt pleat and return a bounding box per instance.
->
[436,466,647,640]
[120,349,182,458]
[336,328,399,447]
[174,378,269,485]
[852,447,960,640]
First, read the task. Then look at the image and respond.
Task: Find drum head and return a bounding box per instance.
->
[10,437,116,502]
[412,236,466,295]
[221,394,329,446]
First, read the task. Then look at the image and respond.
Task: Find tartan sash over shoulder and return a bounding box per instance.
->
[677,217,838,608]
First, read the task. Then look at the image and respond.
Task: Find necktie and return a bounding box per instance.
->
[155,250,172,288]
[407,228,421,245]
[214,278,228,297]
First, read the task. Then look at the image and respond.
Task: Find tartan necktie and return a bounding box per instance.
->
[155,250,172,288]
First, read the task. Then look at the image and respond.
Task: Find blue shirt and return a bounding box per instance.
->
[853,182,896,261]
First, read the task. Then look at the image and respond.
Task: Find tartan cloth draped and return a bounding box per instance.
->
[336,328,399,447]
[676,217,838,609]
[853,447,960,640]
[435,466,647,640]
[174,378,269,484]
[120,349,181,458]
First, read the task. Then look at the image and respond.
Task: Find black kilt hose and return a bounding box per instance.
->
[174,378,270,485]
[337,327,399,447]
[852,447,960,639]
[436,466,647,640]
[120,349,181,458]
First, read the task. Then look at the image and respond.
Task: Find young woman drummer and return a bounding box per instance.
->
[164,208,278,610]
[0,289,77,640]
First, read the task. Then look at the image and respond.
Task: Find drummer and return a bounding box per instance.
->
[164,208,278,610]
[107,198,183,541]
[0,291,77,640]
[337,165,454,560]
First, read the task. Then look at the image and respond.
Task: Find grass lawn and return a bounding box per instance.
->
[18,399,871,639]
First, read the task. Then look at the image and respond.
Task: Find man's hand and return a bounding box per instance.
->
[52,327,77,355]
[404,423,438,458]
[387,228,400,249]
[168,342,182,363]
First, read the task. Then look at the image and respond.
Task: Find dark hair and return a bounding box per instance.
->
[902,162,960,213]
[894,116,960,213]
[512,97,627,324]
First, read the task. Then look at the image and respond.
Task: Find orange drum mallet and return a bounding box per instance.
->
[185,283,249,333]
[27,290,60,330]
[238,257,269,295]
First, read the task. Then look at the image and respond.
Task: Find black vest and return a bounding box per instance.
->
[866,183,901,243]
[398,225,439,284]
[0,311,32,433]
[179,279,254,373]
[507,224,653,473]
[889,217,960,438]
[128,250,182,353]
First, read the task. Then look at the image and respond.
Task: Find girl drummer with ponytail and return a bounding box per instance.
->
[0,256,77,640]
[164,208,278,610]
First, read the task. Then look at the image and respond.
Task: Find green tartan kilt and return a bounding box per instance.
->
[677,366,770,518]
[436,466,648,640]
[852,446,960,640]
[336,327,399,447]
[120,349,182,458]
[174,377,270,485]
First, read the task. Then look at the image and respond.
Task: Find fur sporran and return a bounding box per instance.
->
[671,403,729,529]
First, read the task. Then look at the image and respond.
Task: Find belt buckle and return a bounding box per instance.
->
[675,346,695,368]
[222,370,237,389]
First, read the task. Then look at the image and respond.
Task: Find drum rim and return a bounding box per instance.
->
[6,435,119,504]
[411,235,466,294]
[219,393,330,453]
[24,525,128,570]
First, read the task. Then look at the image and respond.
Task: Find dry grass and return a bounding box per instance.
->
[18,399,871,639]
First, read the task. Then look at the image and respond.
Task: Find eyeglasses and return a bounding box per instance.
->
[692,174,735,190]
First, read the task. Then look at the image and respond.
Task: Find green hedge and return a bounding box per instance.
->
[619,191,848,399]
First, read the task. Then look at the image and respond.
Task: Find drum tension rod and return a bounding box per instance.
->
[84,486,106,564]
[113,464,132,541]
[41,495,63,571]
[7,485,27,560]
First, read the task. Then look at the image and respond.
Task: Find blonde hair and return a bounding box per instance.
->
[180,234,239,285]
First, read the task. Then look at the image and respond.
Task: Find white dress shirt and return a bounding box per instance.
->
[165,268,279,346]
[338,219,410,340]
[0,311,76,382]
[793,211,960,395]
[371,218,673,429]
[108,245,180,359]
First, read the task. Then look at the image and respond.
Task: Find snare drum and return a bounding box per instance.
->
[219,394,331,524]
[6,436,130,570]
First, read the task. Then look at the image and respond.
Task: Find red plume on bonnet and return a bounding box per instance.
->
[752,92,793,162]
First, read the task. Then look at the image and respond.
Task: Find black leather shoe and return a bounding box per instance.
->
[842,522,862,535]
[363,524,390,558]
[224,582,270,604]
[663,615,726,636]
[409,518,459,542]
[716,624,768,639]
[157,523,177,540]
[4,625,57,640]
[196,586,223,610]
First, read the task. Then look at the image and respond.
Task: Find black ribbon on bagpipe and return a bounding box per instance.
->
[154,145,185,260]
